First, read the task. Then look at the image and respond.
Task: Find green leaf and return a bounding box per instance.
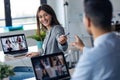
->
[0,62,14,79]
[27,30,46,41]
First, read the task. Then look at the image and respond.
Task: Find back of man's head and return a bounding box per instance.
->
[84,0,113,31]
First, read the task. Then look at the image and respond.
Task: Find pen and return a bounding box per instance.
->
[65,33,70,37]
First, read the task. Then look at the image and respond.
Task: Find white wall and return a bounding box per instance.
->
[67,0,88,39]
[47,0,65,27]
[110,0,120,22]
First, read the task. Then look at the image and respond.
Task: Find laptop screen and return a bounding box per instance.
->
[0,34,28,54]
[31,52,70,80]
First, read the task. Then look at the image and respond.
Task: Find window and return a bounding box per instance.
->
[10,0,40,30]
[0,0,5,27]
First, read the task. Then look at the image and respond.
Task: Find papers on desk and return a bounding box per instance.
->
[24,77,36,80]
[0,51,5,62]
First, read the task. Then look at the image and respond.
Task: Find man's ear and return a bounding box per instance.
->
[85,16,91,28]
[83,15,93,35]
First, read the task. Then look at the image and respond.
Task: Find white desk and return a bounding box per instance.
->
[0,46,76,80]
[24,77,36,80]
[0,45,81,68]
[0,46,38,67]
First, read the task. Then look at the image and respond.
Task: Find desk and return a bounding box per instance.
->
[0,46,38,67]
[0,46,75,80]
[0,45,80,68]
[24,69,74,80]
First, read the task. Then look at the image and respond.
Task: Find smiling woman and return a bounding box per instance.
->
[38,10,52,29]
[26,4,68,57]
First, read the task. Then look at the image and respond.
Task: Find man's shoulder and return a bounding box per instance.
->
[81,46,109,62]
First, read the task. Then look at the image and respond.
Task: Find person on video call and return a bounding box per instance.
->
[71,0,120,80]
[16,36,24,50]
[39,60,50,80]
[5,38,13,51]
[26,4,68,57]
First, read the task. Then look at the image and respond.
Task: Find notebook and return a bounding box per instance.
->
[0,34,28,57]
[31,52,71,80]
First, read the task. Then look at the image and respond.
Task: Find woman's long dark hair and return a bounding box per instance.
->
[36,4,60,35]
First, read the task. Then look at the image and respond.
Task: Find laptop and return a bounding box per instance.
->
[31,52,71,80]
[0,34,28,57]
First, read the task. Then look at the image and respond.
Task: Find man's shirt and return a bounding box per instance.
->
[71,32,120,80]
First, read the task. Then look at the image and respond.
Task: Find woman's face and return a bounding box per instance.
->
[38,10,52,28]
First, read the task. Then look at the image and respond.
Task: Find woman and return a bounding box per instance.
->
[5,38,13,51]
[39,60,50,80]
[26,4,68,57]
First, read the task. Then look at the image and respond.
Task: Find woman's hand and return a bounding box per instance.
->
[26,52,40,57]
[58,35,67,44]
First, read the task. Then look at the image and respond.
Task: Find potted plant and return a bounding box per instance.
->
[27,29,46,49]
[0,62,14,80]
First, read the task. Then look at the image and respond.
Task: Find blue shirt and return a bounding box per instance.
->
[71,32,120,80]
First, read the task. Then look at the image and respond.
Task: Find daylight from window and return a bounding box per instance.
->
[0,0,40,32]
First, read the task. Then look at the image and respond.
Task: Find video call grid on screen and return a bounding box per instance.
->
[0,34,28,53]
[31,53,70,80]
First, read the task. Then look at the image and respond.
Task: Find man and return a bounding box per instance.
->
[71,0,120,80]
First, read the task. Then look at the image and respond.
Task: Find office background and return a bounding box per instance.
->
[0,0,120,50]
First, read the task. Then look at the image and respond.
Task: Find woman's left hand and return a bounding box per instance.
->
[58,35,67,44]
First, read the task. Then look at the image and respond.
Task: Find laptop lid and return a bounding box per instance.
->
[31,52,71,80]
[0,34,28,55]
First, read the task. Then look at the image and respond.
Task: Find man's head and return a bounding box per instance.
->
[83,0,113,35]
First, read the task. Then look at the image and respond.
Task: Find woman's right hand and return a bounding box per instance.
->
[26,52,40,57]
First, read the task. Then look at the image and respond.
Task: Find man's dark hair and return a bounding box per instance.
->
[84,0,113,31]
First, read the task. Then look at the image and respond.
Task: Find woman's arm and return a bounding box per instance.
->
[55,25,68,51]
